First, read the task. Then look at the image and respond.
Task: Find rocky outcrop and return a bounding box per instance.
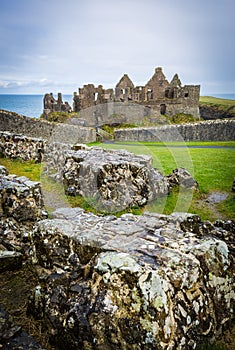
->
[199,105,235,120]
[27,207,235,350]
[63,147,169,212]
[0,160,233,349]
[0,168,234,349]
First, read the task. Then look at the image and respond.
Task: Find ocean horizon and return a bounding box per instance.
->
[0,94,73,119]
[0,93,234,119]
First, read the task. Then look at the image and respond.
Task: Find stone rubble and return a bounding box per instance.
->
[167,167,198,189]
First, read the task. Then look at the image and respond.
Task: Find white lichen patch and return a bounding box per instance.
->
[138,271,170,313]
[191,238,229,273]
[103,292,118,314]
[95,252,142,275]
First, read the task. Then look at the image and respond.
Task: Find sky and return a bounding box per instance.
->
[0,0,234,95]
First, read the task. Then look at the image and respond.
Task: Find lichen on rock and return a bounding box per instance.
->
[27,208,235,349]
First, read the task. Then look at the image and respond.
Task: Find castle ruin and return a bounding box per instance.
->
[43,67,200,126]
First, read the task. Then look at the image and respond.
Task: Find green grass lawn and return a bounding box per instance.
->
[91,141,235,220]
[1,141,235,220]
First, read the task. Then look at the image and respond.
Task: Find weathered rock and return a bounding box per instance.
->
[28,208,235,349]
[168,167,198,189]
[0,166,8,176]
[232,177,235,192]
[0,174,46,222]
[63,147,169,212]
[0,250,22,272]
[42,141,72,181]
[0,306,45,350]
[0,217,34,257]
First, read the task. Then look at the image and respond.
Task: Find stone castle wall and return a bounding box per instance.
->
[44,67,200,123]
[114,119,235,142]
[0,110,96,144]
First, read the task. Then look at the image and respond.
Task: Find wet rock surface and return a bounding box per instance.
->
[27,207,235,350]
[63,147,169,212]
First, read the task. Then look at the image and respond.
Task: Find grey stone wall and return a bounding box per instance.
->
[0,110,96,144]
[0,131,44,162]
[114,119,235,142]
[0,172,45,222]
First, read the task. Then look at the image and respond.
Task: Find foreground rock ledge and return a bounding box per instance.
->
[29,207,235,350]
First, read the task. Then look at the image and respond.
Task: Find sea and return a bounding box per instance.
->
[0,94,73,118]
[0,93,234,119]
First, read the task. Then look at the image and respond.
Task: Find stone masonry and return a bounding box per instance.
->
[43,67,200,126]
[114,119,235,142]
[0,110,96,144]
[0,165,234,349]
[0,131,44,163]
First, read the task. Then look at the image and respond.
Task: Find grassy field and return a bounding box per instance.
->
[90,141,235,220]
[200,96,235,106]
[1,141,235,220]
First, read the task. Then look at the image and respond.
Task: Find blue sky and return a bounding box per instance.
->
[0,0,234,95]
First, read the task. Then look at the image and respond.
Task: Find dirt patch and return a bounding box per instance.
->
[0,265,57,350]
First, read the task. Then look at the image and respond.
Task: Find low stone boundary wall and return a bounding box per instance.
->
[0,110,96,144]
[0,170,45,222]
[114,119,235,142]
[0,131,44,162]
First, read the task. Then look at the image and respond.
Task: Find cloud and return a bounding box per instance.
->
[0,0,235,94]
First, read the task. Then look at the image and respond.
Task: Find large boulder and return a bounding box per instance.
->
[63,147,169,212]
[28,208,235,349]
